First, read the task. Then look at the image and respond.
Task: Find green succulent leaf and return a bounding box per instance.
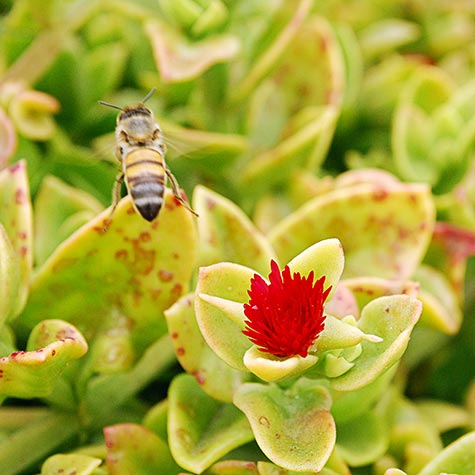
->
[195,262,255,371]
[104,423,181,475]
[20,192,197,350]
[168,374,254,474]
[40,454,102,475]
[234,379,336,473]
[414,264,462,334]
[84,333,175,424]
[165,293,251,402]
[330,295,422,391]
[34,175,103,266]
[0,160,32,317]
[146,19,239,83]
[0,225,20,324]
[0,320,87,399]
[343,277,420,314]
[207,460,258,475]
[336,410,389,466]
[243,347,318,383]
[193,185,275,274]
[269,182,435,280]
[0,411,80,475]
[0,107,17,169]
[287,238,344,300]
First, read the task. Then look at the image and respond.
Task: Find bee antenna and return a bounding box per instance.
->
[141,87,157,104]
[98,100,123,111]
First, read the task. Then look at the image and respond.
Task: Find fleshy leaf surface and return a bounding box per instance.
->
[34,175,103,266]
[193,185,275,275]
[0,225,20,323]
[287,238,344,300]
[330,295,422,391]
[269,182,434,280]
[104,423,181,475]
[20,192,197,350]
[0,320,87,398]
[0,160,32,317]
[165,293,250,402]
[195,262,256,371]
[168,374,254,473]
[146,19,239,83]
[336,410,389,466]
[234,379,336,472]
[40,454,102,475]
[417,431,475,475]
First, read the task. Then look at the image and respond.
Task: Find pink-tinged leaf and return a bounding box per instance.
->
[146,19,239,83]
[269,182,435,280]
[104,423,181,475]
[0,160,33,317]
[0,107,17,169]
[0,320,87,398]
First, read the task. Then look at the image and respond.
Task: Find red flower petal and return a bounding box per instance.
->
[243,260,331,358]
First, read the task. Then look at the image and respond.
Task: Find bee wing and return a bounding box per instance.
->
[91,132,119,164]
[160,119,247,160]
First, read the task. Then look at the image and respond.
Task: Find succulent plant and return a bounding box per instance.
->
[1,1,475,475]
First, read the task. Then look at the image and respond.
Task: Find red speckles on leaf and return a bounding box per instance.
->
[9,162,22,173]
[206,197,217,210]
[158,269,173,282]
[176,347,185,356]
[191,370,206,385]
[171,332,179,339]
[115,249,128,261]
[170,283,183,300]
[372,188,388,202]
[15,188,27,205]
[139,231,151,242]
[243,260,331,358]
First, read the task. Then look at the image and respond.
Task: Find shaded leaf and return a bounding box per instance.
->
[34,175,103,266]
[168,374,253,473]
[104,423,181,475]
[193,185,275,275]
[146,19,239,83]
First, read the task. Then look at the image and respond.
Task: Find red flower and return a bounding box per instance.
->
[243,260,332,358]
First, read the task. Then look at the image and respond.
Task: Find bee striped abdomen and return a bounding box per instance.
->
[124,148,166,221]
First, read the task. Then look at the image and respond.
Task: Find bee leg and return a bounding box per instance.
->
[165,168,199,217]
[103,172,124,231]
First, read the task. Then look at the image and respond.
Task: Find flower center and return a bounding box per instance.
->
[242,260,331,358]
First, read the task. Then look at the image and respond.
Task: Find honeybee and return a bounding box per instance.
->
[99,88,198,223]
